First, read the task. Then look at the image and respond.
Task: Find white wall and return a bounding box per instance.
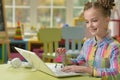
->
[109,0,120,36]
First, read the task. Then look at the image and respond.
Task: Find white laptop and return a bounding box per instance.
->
[14,47,87,77]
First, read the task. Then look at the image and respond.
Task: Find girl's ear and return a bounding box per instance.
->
[104,16,110,30]
[106,16,110,23]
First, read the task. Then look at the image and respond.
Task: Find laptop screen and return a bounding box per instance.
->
[14,47,54,75]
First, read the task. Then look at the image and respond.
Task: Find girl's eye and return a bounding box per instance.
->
[85,21,89,23]
[92,19,98,22]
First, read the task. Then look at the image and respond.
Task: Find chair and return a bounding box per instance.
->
[62,27,85,58]
[37,28,62,62]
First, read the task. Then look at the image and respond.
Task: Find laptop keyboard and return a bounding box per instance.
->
[46,63,81,76]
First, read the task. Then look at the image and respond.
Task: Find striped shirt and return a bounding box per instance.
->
[72,35,120,79]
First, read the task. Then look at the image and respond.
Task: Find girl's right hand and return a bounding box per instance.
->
[56,48,66,55]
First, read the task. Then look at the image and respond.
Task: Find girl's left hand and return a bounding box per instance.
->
[62,65,86,73]
[61,65,93,74]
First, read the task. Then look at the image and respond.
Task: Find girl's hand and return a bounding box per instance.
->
[56,48,66,55]
[61,65,93,74]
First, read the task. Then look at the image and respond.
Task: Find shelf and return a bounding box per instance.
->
[9,39,28,60]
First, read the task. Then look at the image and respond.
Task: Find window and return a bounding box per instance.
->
[37,0,66,28]
[73,0,89,17]
[4,0,92,33]
[5,0,30,30]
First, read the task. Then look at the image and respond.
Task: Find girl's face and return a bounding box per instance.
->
[84,8,110,40]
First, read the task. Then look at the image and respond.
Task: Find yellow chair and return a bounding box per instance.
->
[62,27,85,58]
[37,28,62,62]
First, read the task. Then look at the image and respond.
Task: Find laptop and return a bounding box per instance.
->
[14,47,87,77]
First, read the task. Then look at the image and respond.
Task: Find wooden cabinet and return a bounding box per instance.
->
[0,43,8,63]
[0,0,10,63]
[28,38,43,58]
[9,38,43,60]
[0,44,4,63]
[9,39,28,60]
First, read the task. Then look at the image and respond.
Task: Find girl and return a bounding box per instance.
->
[62,0,120,80]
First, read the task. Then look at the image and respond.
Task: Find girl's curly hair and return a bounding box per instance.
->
[84,0,115,17]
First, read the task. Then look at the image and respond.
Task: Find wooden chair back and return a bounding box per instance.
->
[62,27,85,58]
[37,28,62,62]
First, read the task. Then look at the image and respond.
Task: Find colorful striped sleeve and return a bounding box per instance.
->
[94,43,120,77]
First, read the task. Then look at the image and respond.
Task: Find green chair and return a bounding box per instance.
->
[37,28,62,62]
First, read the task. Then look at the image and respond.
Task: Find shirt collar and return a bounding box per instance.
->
[92,35,113,47]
